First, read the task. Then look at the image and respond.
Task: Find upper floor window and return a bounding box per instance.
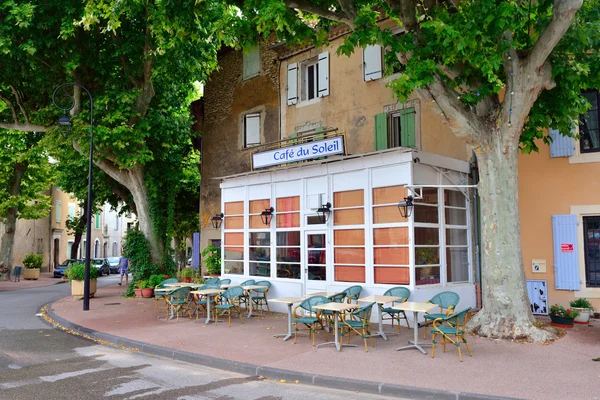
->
[363,45,383,81]
[95,213,100,229]
[580,90,600,154]
[55,201,61,223]
[244,113,261,147]
[302,60,319,101]
[286,52,329,105]
[68,203,75,219]
[243,47,260,80]
[374,107,417,150]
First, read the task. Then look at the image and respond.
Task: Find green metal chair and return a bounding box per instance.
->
[423,291,460,339]
[293,296,329,346]
[214,286,245,327]
[154,278,180,309]
[250,280,271,315]
[205,277,220,285]
[381,287,411,333]
[164,286,193,321]
[431,307,473,361]
[219,279,231,285]
[341,285,363,304]
[321,292,346,329]
[340,301,376,352]
[239,279,256,311]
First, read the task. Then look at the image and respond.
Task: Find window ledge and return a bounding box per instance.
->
[569,152,600,164]
[296,98,322,108]
[575,287,600,299]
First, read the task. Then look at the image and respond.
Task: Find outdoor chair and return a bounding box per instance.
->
[239,279,256,311]
[431,307,473,361]
[381,287,411,333]
[423,291,460,339]
[250,281,271,315]
[293,296,329,346]
[341,285,363,304]
[340,301,376,352]
[205,277,220,285]
[154,278,179,309]
[214,286,245,327]
[219,279,231,286]
[321,292,346,329]
[164,286,193,321]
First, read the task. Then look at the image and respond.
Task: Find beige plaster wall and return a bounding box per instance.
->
[2,214,51,272]
[519,139,600,310]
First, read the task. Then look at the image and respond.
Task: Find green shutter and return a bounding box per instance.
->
[288,132,298,145]
[374,113,388,150]
[400,107,416,148]
[95,213,100,229]
[314,126,325,140]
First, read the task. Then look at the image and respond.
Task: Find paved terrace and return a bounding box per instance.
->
[46,285,600,400]
[0,272,65,291]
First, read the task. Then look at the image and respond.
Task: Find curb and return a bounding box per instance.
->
[42,301,521,400]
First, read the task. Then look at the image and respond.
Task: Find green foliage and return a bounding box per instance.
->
[569,298,595,311]
[22,253,43,269]
[202,245,222,275]
[123,230,175,291]
[180,268,192,278]
[550,304,580,320]
[65,262,99,282]
[148,274,168,288]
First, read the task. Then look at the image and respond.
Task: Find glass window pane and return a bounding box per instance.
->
[414,205,438,223]
[308,265,326,280]
[333,190,364,208]
[277,231,301,246]
[334,265,365,282]
[445,208,467,225]
[249,232,270,246]
[373,227,408,245]
[223,261,243,275]
[307,215,324,225]
[415,247,439,265]
[276,212,300,228]
[276,196,300,212]
[373,206,407,224]
[308,249,326,264]
[276,248,301,262]
[224,247,243,260]
[225,232,244,246]
[414,188,438,205]
[249,262,270,277]
[414,227,439,245]
[373,186,407,205]
[374,247,409,265]
[446,229,468,245]
[249,199,270,214]
[415,266,440,285]
[445,190,466,207]
[225,201,244,215]
[334,229,364,245]
[249,215,266,229]
[307,234,325,247]
[277,263,300,279]
[249,248,270,261]
[374,266,409,284]
[446,247,469,282]
[224,216,244,229]
[334,247,365,264]
[333,209,364,225]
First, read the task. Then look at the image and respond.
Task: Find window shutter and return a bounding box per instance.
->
[95,213,100,229]
[400,107,416,148]
[287,132,298,145]
[244,113,261,146]
[56,202,61,222]
[374,113,388,150]
[287,63,298,105]
[549,128,575,157]
[317,51,329,97]
[363,45,383,81]
[552,214,581,290]
[243,47,260,80]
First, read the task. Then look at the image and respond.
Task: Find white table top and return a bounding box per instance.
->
[391,301,437,313]
[243,285,267,291]
[270,297,303,304]
[164,282,196,287]
[190,289,224,295]
[305,292,341,298]
[219,283,237,289]
[358,295,402,304]
[313,302,358,312]
[154,287,175,293]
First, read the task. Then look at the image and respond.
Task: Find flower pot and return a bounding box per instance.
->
[141,288,154,298]
[572,307,592,324]
[182,277,192,283]
[134,288,143,297]
[550,315,575,328]
[71,279,97,298]
[23,268,40,280]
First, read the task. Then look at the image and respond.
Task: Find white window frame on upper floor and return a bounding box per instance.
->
[569,89,600,164]
[243,112,261,148]
[286,51,329,106]
[243,46,260,80]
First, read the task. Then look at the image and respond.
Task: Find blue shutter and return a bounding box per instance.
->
[192,232,200,270]
[552,214,581,290]
[549,129,575,157]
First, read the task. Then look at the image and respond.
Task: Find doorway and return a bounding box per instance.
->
[53,238,59,270]
[304,231,327,294]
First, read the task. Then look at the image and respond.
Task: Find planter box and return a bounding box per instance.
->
[71,279,97,298]
[23,268,40,280]
[572,307,592,324]
[550,315,574,328]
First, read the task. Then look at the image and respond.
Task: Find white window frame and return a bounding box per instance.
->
[243,113,261,148]
[55,201,61,223]
[243,46,260,80]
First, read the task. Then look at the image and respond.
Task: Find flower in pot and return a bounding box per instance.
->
[140,280,154,298]
[22,253,43,280]
[180,268,193,283]
[549,304,580,328]
[202,245,221,276]
[65,262,99,298]
[569,298,595,324]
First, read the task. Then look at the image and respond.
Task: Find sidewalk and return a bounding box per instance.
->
[0,272,65,291]
[46,285,600,400]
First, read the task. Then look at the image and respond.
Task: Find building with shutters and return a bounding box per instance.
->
[519,89,600,313]
[197,28,480,314]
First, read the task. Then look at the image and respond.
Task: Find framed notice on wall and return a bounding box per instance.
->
[526,280,548,315]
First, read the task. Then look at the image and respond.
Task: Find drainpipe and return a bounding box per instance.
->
[470,151,482,309]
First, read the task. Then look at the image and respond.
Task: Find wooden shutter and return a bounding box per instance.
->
[363,45,383,81]
[552,214,581,290]
[549,128,575,157]
[243,47,260,80]
[400,107,416,148]
[55,201,61,222]
[287,63,298,105]
[317,51,329,97]
[244,113,261,146]
[374,113,388,150]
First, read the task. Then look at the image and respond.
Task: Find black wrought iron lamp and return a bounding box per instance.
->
[260,207,274,225]
[398,195,414,218]
[211,213,224,229]
[316,202,332,223]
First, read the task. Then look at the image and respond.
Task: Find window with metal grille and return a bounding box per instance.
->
[583,216,600,287]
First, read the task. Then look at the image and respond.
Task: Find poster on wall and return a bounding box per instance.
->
[526,280,548,315]
[252,135,345,170]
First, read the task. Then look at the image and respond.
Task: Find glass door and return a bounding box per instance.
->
[304,231,327,294]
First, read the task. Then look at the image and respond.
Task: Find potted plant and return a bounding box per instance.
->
[140,280,154,298]
[134,281,144,297]
[180,268,192,283]
[22,253,43,280]
[569,298,595,324]
[549,304,580,328]
[202,245,221,276]
[65,262,99,298]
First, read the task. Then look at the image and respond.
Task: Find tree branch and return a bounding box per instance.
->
[73,141,131,188]
[527,0,582,71]
[283,0,356,28]
[0,94,19,124]
[9,85,29,123]
[0,122,49,132]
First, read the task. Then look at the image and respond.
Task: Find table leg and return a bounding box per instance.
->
[396,311,431,354]
[274,303,294,341]
[205,294,212,324]
[317,310,356,351]
[247,291,254,318]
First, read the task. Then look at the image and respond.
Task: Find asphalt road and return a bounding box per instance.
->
[0,275,402,400]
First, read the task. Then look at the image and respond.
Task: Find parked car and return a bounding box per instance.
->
[107,256,120,274]
[53,259,82,278]
[90,258,111,276]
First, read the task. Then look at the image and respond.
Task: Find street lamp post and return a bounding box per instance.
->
[52,83,94,311]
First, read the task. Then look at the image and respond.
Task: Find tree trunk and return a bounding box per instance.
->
[467,133,555,342]
[0,162,28,280]
[70,205,87,259]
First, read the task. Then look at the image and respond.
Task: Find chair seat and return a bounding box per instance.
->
[344,320,364,328]
[195,300,214,305]
[251,295,266,300]
[169,300,188,305]
[215,304,234,310]
[321,310,333,315]
[295,317,319,324]
[381,307,402,314]
[432,325,464,335]
[424,313,446,320]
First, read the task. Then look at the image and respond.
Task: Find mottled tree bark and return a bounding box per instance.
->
[0,162,28,280]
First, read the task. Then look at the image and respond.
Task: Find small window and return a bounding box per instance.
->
[243,47,260,80]
[55,201,61,223]
[112,241,118,256]
[301,60,319,101]
[374,107,417,151]
[244,113,261,147]
[580,90,600,153]
[68,203,75,219]
[95,213,100,229]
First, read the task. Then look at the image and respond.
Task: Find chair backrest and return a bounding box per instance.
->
[328,292,346,303]
[342,285,363,302]
[253,280,271,293]
[442,307,472,331]
[240,279,256,286]
[219,279,231,285]
[351,302,375,323]
[205,277,220,285]
[299,295,328,314]
[158,278,179,288]
[429,291,460,309]
[384,286,411,302]
[222,286,244,301]
[173,286,192,301]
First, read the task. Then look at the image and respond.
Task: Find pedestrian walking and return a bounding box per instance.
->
[118,256,129,286]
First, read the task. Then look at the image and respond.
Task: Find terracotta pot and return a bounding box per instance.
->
[141,288,154,298]
[134,288,142,297]
[23,268,40,280]
[182,277,192,283]
[71,279,97,298]
[550,315,574,328]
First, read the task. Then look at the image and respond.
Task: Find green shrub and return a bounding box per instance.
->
[202,245,221,275]
[23,253,43,269]
[180,268,192,278]
[65,262,99,282]
[148,274,167,288]
[570,298,595,311]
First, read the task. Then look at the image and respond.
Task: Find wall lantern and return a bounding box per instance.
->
[398,196,414,218]
[260,207,274,225]
[211,213,224,229]
[316,202,332,223]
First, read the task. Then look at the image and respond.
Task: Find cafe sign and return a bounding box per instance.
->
[252,135,345,169]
